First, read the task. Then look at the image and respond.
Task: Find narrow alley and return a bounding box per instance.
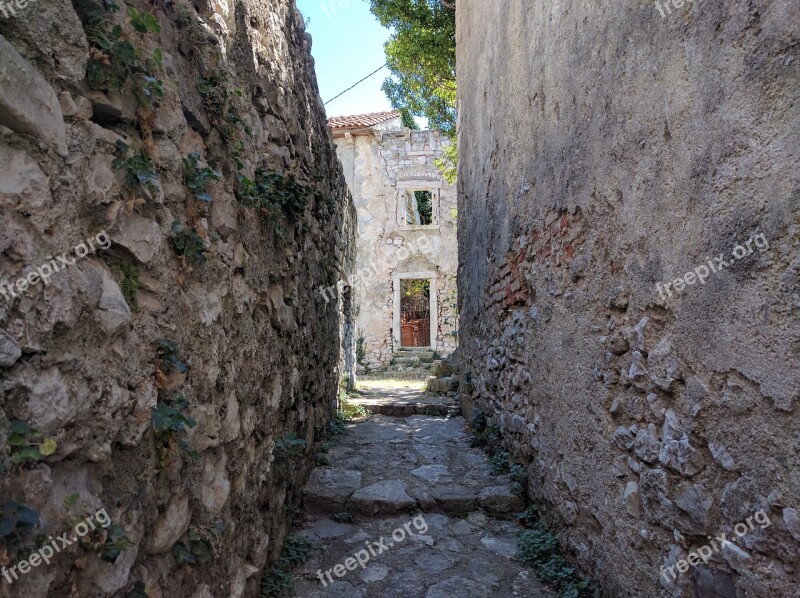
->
[292,381,557,597]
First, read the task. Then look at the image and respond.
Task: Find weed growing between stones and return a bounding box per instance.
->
[155,339,187,374]
[170,222,208,263]
[197,70,251,142]
[79,522,134,563]
[182,153,222,202]
[488,449,511,474]
[173,3,218,55]
[331,512,355,524]
[6,420,57,465]
[120,263,140,310]
[468,409,501,449]
[173,525,220,565]
[356,333,366,365]
[260,536,313,598]
[85,2,165,109]
[328,415,347,439]
[315,410,357,470]
[151,393,198,460]
[0,501,38,556]
[112,141,160,202]
[236,169,312,235]
[339,398,371,421]
[274,433,307,463]
[510,463,528,496]
[468,409,596,596]
[516,522,594,598]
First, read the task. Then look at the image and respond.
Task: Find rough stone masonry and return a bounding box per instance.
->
[456,1,799,597]
[0,0,354,595]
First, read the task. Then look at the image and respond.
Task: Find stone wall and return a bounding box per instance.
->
[333,127,457,371]
[0,0,354,595]
[457,1,799,597]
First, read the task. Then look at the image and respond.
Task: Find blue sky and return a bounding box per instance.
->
[296,0,393,118]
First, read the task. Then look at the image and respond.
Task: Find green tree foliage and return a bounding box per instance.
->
[369,0,456,138]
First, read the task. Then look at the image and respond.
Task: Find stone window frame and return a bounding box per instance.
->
[392,271,438,350]
[397,177,441,231]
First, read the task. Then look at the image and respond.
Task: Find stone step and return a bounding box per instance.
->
[426,375,459,394]
[364,370,431,380]
[397,349,436,361]
[351,398,459,418]
[302,472,522,517]
[392,356,420,366]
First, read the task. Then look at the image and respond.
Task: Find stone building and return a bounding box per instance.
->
[456,1,799,597]
[328,111,458,372]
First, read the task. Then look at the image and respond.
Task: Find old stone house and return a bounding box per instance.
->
[328,111,458,372]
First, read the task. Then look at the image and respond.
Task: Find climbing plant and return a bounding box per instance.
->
[85,2,164,109]
[7,420,57,464]
[152,392,197,459]
[79,522,134,563]
[173,525,221,565]
[236,169,311,234]
[183,153,222,202]
[170,222,207,263]
[112,141,160,199]
[197,71,251,142]
[0,501,39,558]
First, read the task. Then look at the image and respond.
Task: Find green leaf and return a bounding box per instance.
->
[15,504,39,525]
[128,7,160,34]
[151,404,176,433]
[9,420,30,435]
[11,446,42,464]
[101,544,122,563]
[0,515,17,537]
[64,492,80,506]
[142,11,161,33]
[7,432,27,446]
[173,541,196,564]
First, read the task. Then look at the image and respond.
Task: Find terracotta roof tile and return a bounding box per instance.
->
[328,110,401,130]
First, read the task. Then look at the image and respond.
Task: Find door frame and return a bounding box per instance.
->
[393,272,437,350]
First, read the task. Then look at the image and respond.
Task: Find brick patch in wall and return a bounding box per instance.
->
[486,208,585,317]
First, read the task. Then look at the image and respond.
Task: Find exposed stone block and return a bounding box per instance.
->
[0,36,67,155]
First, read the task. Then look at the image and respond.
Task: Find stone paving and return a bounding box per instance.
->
[296,413,555,597]
[347,382,458,417]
